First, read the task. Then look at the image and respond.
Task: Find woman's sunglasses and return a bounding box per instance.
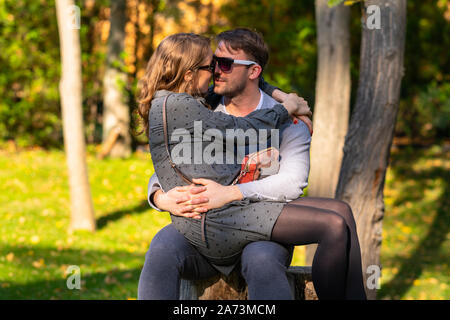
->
[197,55,259,74]
[197,63,214,73]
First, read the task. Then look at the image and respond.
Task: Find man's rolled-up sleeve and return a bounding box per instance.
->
[147,173,163,211]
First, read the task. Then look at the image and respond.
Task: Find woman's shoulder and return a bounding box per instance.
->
[153,91,197,105]
[165,93,207,112]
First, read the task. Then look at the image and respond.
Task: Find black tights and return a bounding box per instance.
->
[271,197,367,300]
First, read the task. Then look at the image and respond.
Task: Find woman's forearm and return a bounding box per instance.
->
[271,88,289,103]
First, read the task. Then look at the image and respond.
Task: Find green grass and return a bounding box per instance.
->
[0,143,448,299]
[378,144,449,300]
[0,146,164,299]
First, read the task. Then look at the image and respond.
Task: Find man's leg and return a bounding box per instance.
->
[240,241,294,300]
[138,224,218,300]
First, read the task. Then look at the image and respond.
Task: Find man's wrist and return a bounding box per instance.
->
[227,185,243,202]
[152,189,164,211]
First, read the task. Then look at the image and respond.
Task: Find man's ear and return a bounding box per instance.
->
[184,70,193,82]
[248,65,262,80]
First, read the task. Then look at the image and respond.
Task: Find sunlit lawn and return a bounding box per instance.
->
[378,144,449,300]
[0,143,448,299]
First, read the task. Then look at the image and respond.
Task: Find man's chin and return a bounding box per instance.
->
[214,82,232,95]
[213,86,226,96]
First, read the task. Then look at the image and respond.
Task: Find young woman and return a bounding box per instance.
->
[137,33,366,300]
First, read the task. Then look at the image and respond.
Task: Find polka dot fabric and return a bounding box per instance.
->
[148,90,287,273]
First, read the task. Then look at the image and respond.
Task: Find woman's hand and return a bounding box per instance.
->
[281,93,313,134]
[282,93,312,118]
[273,89,313,135]
[153,185,209,219]
[271,88,289,103]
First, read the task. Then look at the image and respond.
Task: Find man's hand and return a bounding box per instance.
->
[152,185,209,219]
[190,178,243,211]
[153,179,243,218]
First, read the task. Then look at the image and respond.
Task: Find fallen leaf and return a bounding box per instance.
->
[32,258,45,268]
[6,252,14,262]
[30,235,40,244]
[104,275,118,285]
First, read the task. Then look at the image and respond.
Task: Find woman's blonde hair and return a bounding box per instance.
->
[135,33,211,137]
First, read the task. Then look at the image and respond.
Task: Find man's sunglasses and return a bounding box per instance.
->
[197,55,259,73]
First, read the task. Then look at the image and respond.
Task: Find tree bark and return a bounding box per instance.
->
[335,0,406,299]
[56,0,96,232]
[102,0,131,158]
[179,267,317,300]
[306,0,351,265]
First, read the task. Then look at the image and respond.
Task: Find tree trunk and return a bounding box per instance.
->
[306,0,351,265]
[56,0,96,232]
[179,267,317,300]
[102,0,131,158]
[335,0,406,299]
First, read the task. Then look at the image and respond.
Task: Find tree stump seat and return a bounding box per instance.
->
[179,266,318,300]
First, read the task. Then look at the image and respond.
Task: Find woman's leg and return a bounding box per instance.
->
[271,204,349,300]
[138,224,218,300]
[289,198,367,300]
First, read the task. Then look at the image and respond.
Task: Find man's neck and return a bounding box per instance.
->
[224,84,261,117]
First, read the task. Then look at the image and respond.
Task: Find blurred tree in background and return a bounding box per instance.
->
[397,0,450,141]
[0,0,109,148]
[0,0,61,147]
[0,0,448,149]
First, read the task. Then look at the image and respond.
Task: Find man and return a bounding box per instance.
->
[138,28,312,300]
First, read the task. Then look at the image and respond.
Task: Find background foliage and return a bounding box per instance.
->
[0,0,448,148]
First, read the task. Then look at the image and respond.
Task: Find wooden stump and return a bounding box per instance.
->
[179,266,318,300]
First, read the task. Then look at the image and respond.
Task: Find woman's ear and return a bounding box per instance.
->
[184,70,194,82]
[248,65,262,80]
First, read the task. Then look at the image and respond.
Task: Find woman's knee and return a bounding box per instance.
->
[326,214,348,242]
[330,200,356,227]
[334,200,352,216]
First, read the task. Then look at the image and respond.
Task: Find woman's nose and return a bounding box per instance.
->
[214,63,222,74]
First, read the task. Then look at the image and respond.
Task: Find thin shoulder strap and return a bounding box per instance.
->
[162,94,193,185]
[162,94,207,244]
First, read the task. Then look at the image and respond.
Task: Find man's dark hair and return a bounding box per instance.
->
[216,28,269,72]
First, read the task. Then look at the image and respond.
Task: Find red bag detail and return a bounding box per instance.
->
[238,162,260,184]
[232,147,279,185]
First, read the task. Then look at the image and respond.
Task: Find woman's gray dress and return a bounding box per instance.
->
[148,90,287,274]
